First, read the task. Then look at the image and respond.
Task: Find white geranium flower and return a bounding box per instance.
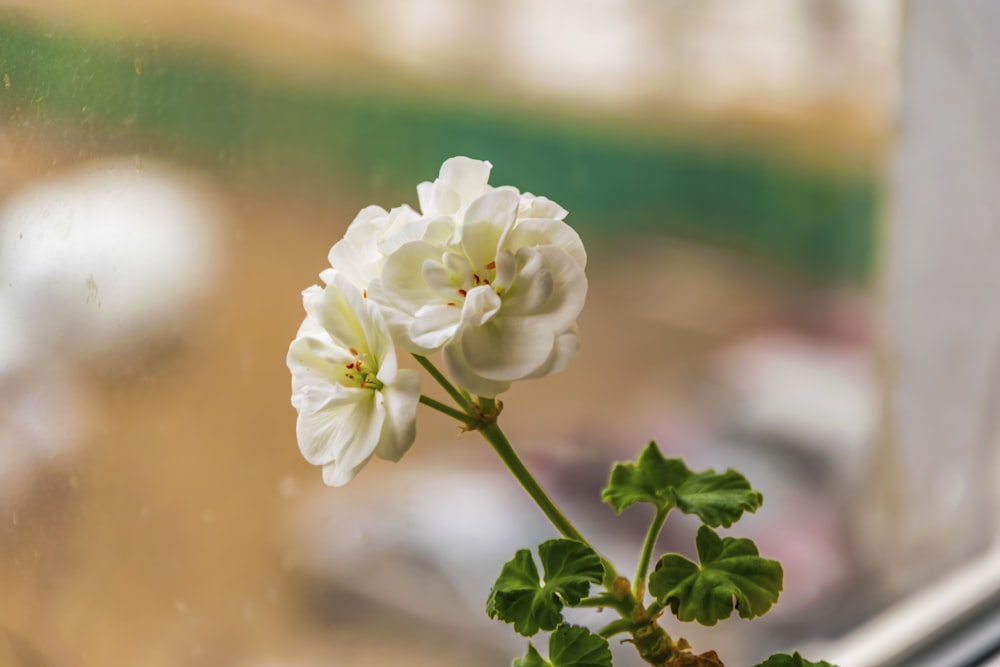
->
[287,272,420,486]
[373,187,587,397]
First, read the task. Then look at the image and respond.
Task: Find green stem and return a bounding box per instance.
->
[598,618,636,639]
[478,422,583,541]
[418,394,478,428]
[578,593,632,616]
[412,355,472,411]
[634,507,669,599]
[576,594,618,608]
[477,421,619,585]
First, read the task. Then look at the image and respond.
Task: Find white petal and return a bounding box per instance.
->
[497,247,552,313]
[523,325,580,380]
[422,258,457,298]
[422,216,459,246]
[493,185,521,197]
[378,214,454,256]
[443,251,474,287]
[408,303,461,350]
[301,284,325,319]
[295,384,383,468]
[459,198,515,271]
[416,181,435,216]
[317,273,370,353]
[518,194,568,221]
[361,296,397,371]
[463,189,518,230]
[288,310,352,391]
[501,245,587,334]
[328,230,378,288]
[378,240,449,310]
[349,204,390,228]
[439,156,492,206]
[460,316,556,381]
[327,237,376,290]
[322,455,372,487]
[288,328,350,391]
[368,309,397,383]
[374,368,421,462]
[505,218,586,268]
[460,285,501,327]
[382,204,420,236]
[366,281,436,355]
[492,250,516,289]
[432,182,461,216]
[443,339,512,398]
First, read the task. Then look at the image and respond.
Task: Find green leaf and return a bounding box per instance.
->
[512,626,613,667]
[513,643,549,667]
[601,442,762,527]
[752,652,838,667]
[486,539,604,636]
[648,525,783,625]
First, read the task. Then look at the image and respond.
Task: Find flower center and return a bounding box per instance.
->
[342,346,383,390]
[449,259,499,306]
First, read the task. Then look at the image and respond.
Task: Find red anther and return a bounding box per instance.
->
[349,347,359,356]
[346,362,355,369]
[363,289,367,299]
[447,302,456,307]
[473,274,481,284]
[360,381,366,388]
[486,261,496,270]
[458,289,467,297]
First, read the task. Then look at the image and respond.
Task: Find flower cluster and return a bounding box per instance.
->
[288,157,587,484]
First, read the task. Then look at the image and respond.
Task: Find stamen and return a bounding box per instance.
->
[346,362,355,369]
[486,260,496,270]
[458,289,467,297]
[349,347,359,356]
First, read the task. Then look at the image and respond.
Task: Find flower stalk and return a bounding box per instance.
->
[413,354,473,412]
[418,394,480,428]
[635,507,669,599]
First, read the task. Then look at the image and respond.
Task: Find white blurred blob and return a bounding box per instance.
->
[0,159,224,362]
[715,332,875,470]
[0,158,225,503]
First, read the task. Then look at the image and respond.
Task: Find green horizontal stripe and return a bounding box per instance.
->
[0,14,877,283]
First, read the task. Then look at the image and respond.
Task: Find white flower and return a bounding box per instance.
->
[287,272,420,486]
[372,187,587,397]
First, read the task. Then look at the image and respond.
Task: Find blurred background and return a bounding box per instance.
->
[3,1,991,666]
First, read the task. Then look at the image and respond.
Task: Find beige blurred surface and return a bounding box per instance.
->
[0,2,891,663]
[0,134,799,666]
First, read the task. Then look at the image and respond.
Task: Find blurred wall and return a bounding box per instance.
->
[870,0,1000,592]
